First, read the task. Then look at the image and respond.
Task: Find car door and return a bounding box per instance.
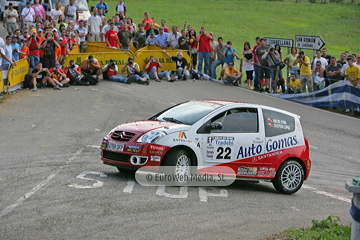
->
[197,106,265,167]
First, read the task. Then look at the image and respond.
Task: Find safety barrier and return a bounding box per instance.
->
[135,46,192,72]
[0,70,4,93]
[8,58,30,87]
[62,51,135,69]
[87,41,137,53]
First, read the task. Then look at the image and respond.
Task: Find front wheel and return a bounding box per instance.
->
[272,160,304,194]
[164,149,192,184]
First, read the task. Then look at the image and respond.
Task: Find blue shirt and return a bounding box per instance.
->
[155,32,168,47]
[76,27,88,42]
[95,2,108,15]
[224,48,236,63]
[11,43,20,61]
[2,44,13,67]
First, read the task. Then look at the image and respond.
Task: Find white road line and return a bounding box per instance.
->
[309,145,318,149]
[111,84,132,91]
[86,145,100,148]
[302,184,351,204]
[123,180,136,193]
[0,148,83,218]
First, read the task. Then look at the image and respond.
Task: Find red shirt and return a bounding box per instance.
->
[60,36,69,55]
[141,18,154,30]
[252,45,259,64]
[107,66,117,78]
[49,67,65,81]
[27,37,42,56]
[118,25,132,31]
[64,65,81,78]
[163,26,170,33]
[146,61,160,74]
[198,34,211,52]
[105,30,118,48]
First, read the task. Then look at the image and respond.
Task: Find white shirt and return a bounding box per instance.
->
[313,57,328,69]
[50,9,63,21]
[116,3,125,13]
[65,5,77,22]
[167,32,181,48]
[87,15,103,34]
[102,24,118,35]
[21,7,35,22]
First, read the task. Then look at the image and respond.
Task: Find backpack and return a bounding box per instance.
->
[83,74,98,85]
[190,69,199,80]
[23,74,32,89]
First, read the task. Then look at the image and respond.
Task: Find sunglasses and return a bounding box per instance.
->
[229,64,234,66]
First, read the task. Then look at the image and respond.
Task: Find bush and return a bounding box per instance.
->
[287,216,351,240]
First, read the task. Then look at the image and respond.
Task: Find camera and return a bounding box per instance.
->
[297,55,302,59]
[31,33,35,38]
[111,62,115,67]
[199,30,203,34]
[70,64,75,68]
[89,60,94,64]
[54,68,58,73]
[128,61,133,65]
[270,47,274,52]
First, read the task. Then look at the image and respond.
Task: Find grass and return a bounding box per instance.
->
[88,0,360,62]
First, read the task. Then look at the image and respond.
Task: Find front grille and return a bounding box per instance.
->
[103,151,130,162]
[111,131,135,141]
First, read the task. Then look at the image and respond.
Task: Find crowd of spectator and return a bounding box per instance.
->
[0,0,359,93]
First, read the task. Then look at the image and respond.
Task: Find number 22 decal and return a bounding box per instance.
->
[216,147,231,159]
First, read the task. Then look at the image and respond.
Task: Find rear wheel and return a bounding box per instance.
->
[272,160,304,194]
[164,149,191,184]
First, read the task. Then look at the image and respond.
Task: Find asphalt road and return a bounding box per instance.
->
[0,28,359,240]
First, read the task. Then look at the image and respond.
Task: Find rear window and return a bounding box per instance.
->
[263,109,295,137]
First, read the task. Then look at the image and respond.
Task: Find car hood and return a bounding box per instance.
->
[114,120,191,134]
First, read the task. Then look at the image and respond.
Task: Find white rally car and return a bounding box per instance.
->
[100,100,311,194]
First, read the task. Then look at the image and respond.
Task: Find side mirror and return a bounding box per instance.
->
[206,122,222,131]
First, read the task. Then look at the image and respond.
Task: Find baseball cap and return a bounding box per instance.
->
[55,63,61,68]
[23,30,28,33]
[52,28,57,32]
[31,29,37,33]
[26,1,31,4]
[88,55,94,59]
[68,20,74,24]
[357,55,360,58]
[128,57,133,61]
[149,30,155,35]
[37,28,43,32]
[299,51,305,55]
[12,35,17,38]
[57,37,63,41]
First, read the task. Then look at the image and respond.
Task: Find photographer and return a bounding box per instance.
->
[81,55,101,80]
[31,62,59,91]
[102,59,131,84]
[221,41,240,80]
[162,50,190,80]
[49,63,70,88]
[121,57,150,85]
[294,51,313,93]
[145,56,172,82]
[64,60,88,86]
[262,46,280,93]
[223,61,242,86]
[41,33,60,69]
[26,28,42,69]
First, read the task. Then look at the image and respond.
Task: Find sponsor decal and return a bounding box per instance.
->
[267,118,291,130]
[127,148,140,153]
[236,135,298,159]
[149,150,164,155]
[252,150,283,162]
[207,136,234,146]
[128,145,140,150]
[149,145,166,151]
[257,171,276,177]
[151,156,161,162]
[173,132,193,143]
[178,132,187,139]
[238,167,257,176]
[197,142,201,148]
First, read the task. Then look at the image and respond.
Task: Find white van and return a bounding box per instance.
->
[43,0,90,21]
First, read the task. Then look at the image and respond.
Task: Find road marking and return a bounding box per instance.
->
[309,145,318,149]
[0,148,83,218]
[346,156,355,160]
[123,180,136,193]
[156,186,188,199]
[303,184,351,204]
[86,145,100,148]
[68,171,107,189]
[111,84,132,91]
[198,187,228,202]
[291,207,300,211]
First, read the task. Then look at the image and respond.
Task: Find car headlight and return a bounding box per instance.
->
[137,130,167,144]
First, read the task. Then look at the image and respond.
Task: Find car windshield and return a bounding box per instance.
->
[153,101,221,125]
[52,0,88,12]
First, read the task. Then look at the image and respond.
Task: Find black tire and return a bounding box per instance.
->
[164,149,192,184]
[272,160,304,194]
